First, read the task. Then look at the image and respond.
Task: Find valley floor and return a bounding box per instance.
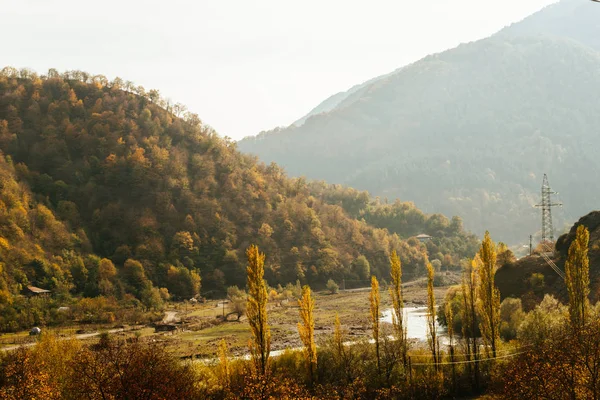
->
[0,274,456,360]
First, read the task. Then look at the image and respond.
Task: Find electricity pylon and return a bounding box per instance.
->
[535,174,562,242]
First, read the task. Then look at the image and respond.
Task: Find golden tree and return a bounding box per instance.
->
[477,231,500,358]
[389,250,407,366]
[370,275,381,372]
[334,312,343,358]
[462,258,480,389]
[426,258,439,368]
[246,244,270,375]
[565,225,590,332]
[298,285,317,383]
[218,338,230,389]
[445,301,457,389]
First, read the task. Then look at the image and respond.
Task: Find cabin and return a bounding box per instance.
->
[416,234,433,243]
[25,286,51,297]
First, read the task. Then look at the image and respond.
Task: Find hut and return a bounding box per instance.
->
[25,286,51,297]
[416,234,433,243]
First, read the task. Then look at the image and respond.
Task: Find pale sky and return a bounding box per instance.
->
[2,0,557,140]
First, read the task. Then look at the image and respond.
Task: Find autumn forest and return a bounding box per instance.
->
[0,55,599,399]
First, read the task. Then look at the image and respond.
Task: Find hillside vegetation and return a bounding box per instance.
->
[239,33,600,243]
[0,68,480,330]
[496,210,600,309]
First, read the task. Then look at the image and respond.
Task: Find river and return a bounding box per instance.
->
[380,306,448,344]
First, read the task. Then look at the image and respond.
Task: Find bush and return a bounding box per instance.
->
[499,297,525,341]
[529,273,545,293]
[326,279,339,294]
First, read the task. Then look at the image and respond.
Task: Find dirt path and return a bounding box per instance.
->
[1,309,178,352]
[1,327,128,352]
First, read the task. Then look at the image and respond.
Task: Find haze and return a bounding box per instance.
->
[2,0,556,140]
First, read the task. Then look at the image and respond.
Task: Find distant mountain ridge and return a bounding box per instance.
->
[498,0,600,50]
[289,69,401,128]
[239,2,600,243]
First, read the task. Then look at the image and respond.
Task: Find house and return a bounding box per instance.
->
[416,234,433,243]
[25,286,51,296]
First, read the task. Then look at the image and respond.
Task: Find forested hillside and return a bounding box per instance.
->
[0,68,480,331]
[238,33,600,243]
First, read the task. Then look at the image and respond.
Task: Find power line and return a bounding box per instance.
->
[411,350,530,366]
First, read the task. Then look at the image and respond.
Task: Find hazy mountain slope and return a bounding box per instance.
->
[290,70,400,128]
[238,35,600,243]
[498,0,600,51]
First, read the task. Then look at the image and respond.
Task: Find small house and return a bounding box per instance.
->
[25,286,51,296]
[416,234,433,243]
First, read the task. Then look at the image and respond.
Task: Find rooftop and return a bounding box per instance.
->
[27,286,51,294]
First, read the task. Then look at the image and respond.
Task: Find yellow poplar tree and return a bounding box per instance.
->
[218,338,230,388]
[298,285,317,383]
[477,231,500,358]
[426,258,439,368]
[565,225,590,332]
[370,275,381,372]
[389,250,407,366]
[462,258,480,389]
[246,245,270,375]
[445,302,457,389]
[333,312,343,358]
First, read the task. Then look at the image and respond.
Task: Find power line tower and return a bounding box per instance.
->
[535,174,562,242]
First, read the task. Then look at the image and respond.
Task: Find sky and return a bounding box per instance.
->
[2,0,557,140]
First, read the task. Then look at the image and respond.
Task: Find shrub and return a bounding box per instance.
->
[326,279,339,294]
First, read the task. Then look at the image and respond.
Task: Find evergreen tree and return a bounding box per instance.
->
[370,275,381,373]
[477,231,500,358]
[565,225,590,332]
[246,245,270,375]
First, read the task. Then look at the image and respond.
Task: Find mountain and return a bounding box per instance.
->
[290,69,400,128]
[498,0,600,51]
[0,68,480,330]
[238,31,600,243]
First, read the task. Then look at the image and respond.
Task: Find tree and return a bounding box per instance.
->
[353,255,370,280]
[565,225,590,332]
[370,275,381,372]
[389,250,407,367]
[477,231,500,358]
[426,257,439,369]
[445,301,457,390]
[218,339,230,389]
[326,279,339,294]
[297,285,317,384]
[246,245,270,375]
[462,258,480,389]
[98,258,117,280]
[123,259,149,297]
[333,312,343,359]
